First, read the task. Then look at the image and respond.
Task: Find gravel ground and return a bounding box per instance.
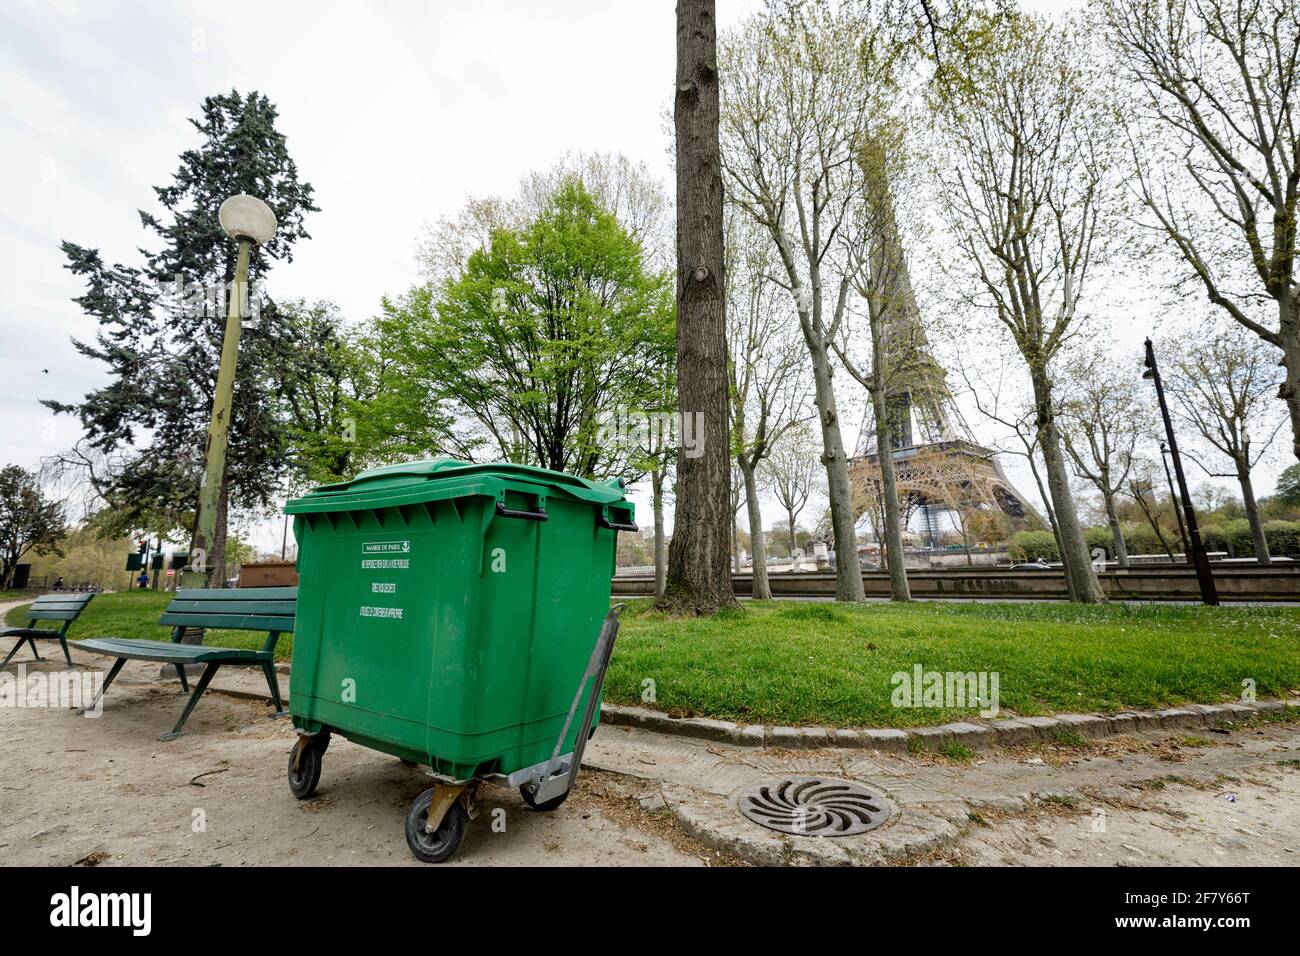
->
[3,646,1297,867]
[0,663,719,867]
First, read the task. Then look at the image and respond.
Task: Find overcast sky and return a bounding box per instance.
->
[0,0,1284,555]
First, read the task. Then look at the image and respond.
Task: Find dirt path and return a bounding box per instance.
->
[0,668,718,867]
[4,650,1297,866]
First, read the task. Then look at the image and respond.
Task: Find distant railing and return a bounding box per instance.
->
[611,564,1300,602]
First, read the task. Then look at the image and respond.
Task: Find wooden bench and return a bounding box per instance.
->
[1,592,95,667]
[73,587,294,741]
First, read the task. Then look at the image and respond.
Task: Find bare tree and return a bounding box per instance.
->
[828,128,922,600]
[419,152,673,283]
[951,356,1071,580]
[720,0,907,601]
[1102,0,1300,460]
[1162,324,1286,563]
[1126,468,1179,560]
[1058,348,1145,567]
[930,10,1125,603]
[727,215,807,599]
[766,422,819,563]
[730,459,748,572]
[628,406,676,597]
[661,0,737,613]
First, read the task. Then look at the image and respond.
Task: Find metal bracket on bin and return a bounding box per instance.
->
[523,603,625,805]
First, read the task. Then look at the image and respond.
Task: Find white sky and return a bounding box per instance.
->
[0,0,1283,555]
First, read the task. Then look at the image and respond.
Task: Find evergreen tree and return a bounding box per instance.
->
[47,90,317,580]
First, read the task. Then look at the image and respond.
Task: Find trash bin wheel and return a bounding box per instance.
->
[399,758,417,767]
[405,789,467,864]
[288,737,324,800]
[519,784,570,812]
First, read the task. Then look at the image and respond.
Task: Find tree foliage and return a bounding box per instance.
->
[47,90,318,541]
[374,181,674,479]
[0,466,67,589]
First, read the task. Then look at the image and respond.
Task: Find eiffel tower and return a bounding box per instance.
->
[847,160,1036,550]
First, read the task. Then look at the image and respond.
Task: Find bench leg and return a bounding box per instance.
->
[160,662,219,741]
[59,636,72,666]
[80,658,127,715]
[1,638,23,668]
[261,662,288,718]
[176,664,188,692]
[27,637,44,663]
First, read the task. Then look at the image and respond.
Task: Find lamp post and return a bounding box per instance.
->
[181,195,277,588]
[1143,338,1218,606]
[1158,441,1190,556]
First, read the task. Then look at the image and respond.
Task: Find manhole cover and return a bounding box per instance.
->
[734,776,892,837]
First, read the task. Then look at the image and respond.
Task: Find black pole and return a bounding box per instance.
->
[1144,339,1218,606]
[1159,442,1190,557]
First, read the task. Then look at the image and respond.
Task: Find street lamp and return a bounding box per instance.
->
[1143,338,1218,606]
[181,195,277,588]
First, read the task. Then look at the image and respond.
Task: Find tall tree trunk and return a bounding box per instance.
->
[870,382,910,601]
[740,460,771,599]
[1237,461,1271,565]
[1278,294,1300,462]
[810,343,865,602]
[787,510,797,564]
[651,467,667,597]
[1032,371,1105,603]
[1103,490,1129,568]
[660,0,735,614]
[1027,446,1076,600]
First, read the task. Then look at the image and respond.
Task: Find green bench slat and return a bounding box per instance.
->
[163,599,297,616]
[25,609,84,621]
[158,613,295,632]
[31,594,95,607]
[73,638,267,664]
[174,586,298,601]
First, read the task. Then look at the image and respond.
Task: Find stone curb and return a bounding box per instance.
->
[599,698,1300,753]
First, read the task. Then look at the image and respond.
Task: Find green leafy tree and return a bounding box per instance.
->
[46,90,317,578]
[375,181,674,479]
[1276,464,1300,510]
[0,466,67,589]
[272,299,384,490]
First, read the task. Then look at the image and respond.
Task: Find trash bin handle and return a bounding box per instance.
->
[495,500,548,522]
[597,514,638,533]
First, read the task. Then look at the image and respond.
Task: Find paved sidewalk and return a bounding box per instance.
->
[583,720,1300,865]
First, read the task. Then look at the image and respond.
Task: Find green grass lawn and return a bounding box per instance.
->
[12,592,1300,729]
[603,599,1300,727]
[3,590,287,656]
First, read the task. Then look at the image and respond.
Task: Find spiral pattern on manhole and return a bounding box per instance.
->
[734,776,892,837]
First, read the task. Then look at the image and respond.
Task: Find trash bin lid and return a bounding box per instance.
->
[286,458,629,514]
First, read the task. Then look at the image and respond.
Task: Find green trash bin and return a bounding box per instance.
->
[283,458,635,862]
